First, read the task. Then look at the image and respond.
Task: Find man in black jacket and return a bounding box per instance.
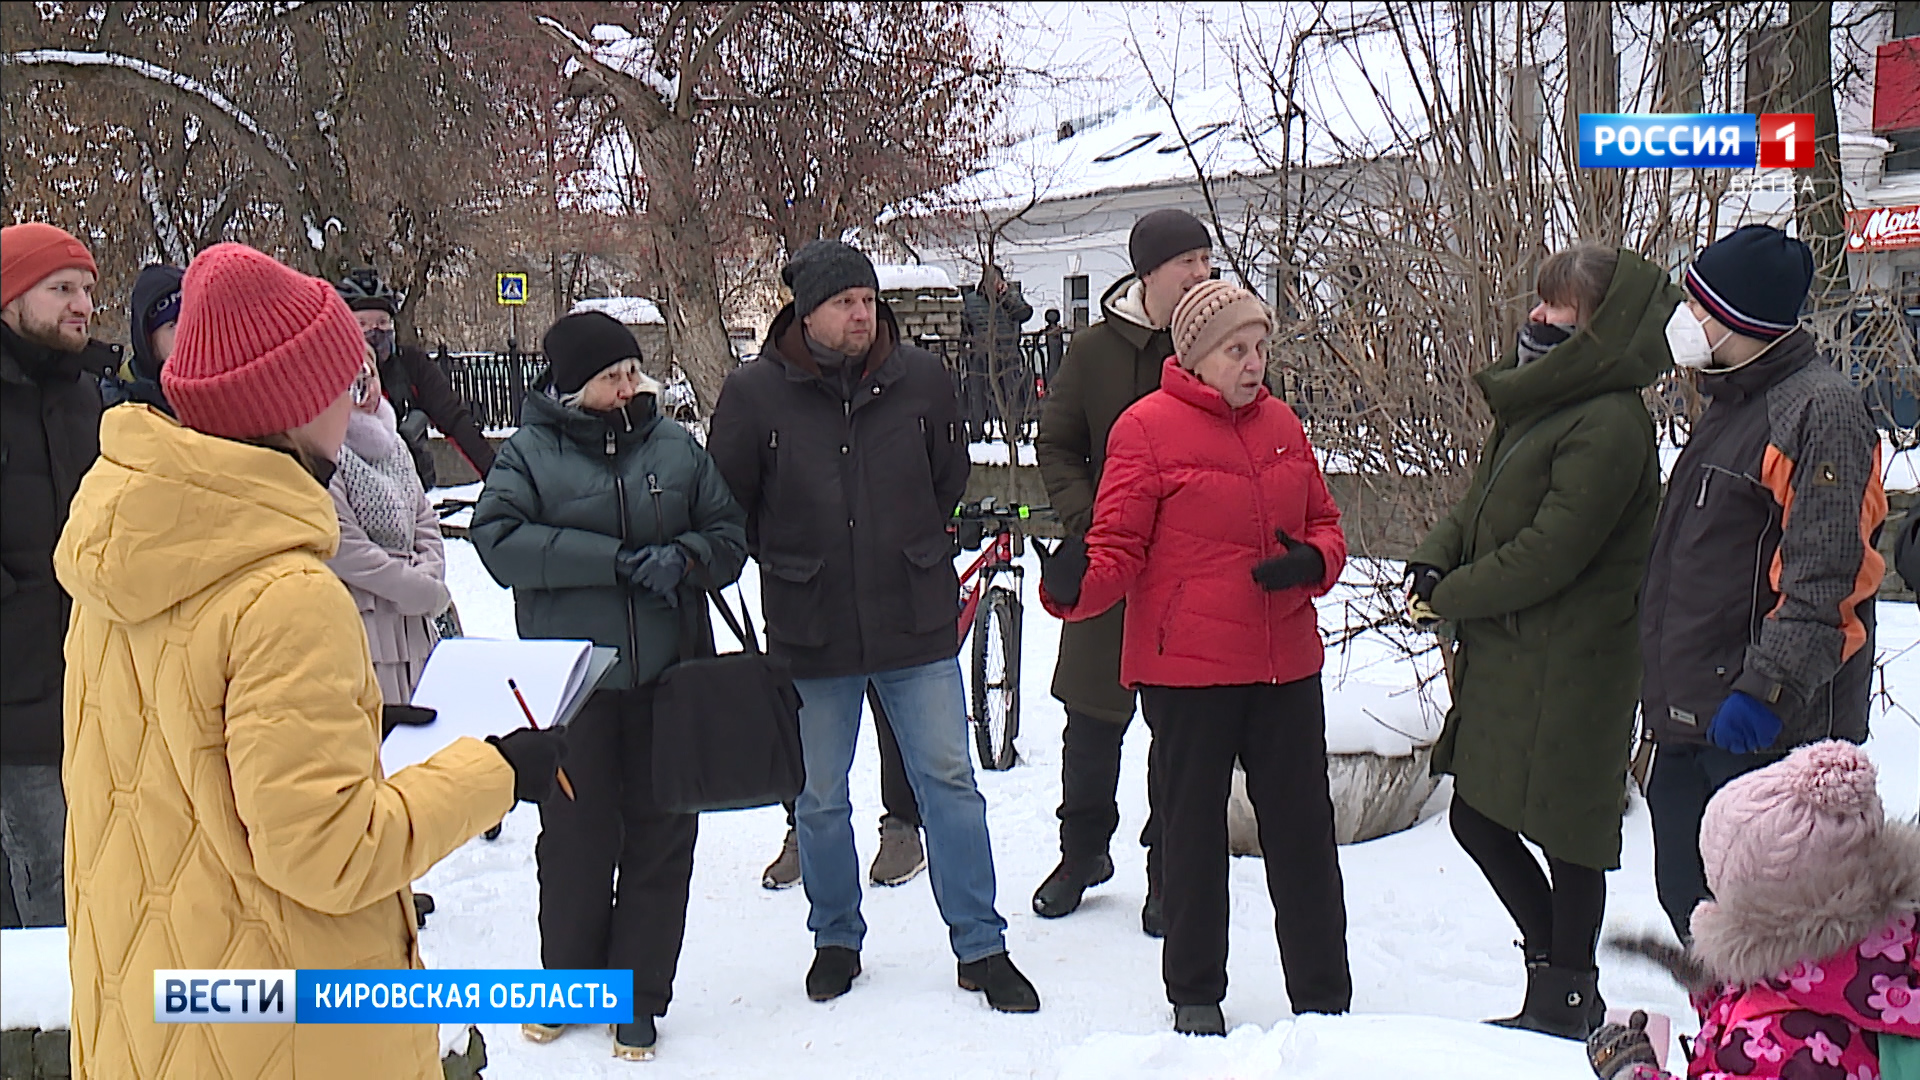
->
[0,223,121,928]
[708,240,1040,1014]
[1641,225,1888,942]
[102,263,182,413]
[336,268,496,488]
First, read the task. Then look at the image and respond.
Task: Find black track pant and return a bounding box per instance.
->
[537,687,696,1018]
[785,684,920,829]
[1056,708,1161,887]
[1646,741,1778,943]
[1142,677,1351,1012]
[1448,794,1606,970]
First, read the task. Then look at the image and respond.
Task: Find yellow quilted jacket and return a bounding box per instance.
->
[54,406,516,1079]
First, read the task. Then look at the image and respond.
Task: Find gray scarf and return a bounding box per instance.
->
[335,400,418,554]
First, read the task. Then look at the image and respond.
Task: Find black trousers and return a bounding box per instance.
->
[1448,794,1606,970]
[1647,741,1778,943]
[537,687,697,1018]
[1142,678,1351,1012]
[785,684,920,829]
[1057,709,1161,888]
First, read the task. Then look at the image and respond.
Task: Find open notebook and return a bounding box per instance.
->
[379,638,618,775]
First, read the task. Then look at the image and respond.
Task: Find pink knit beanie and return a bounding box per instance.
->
[162,243,365,439]
[1698,740,1883,899]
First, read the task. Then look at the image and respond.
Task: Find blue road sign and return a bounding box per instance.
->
[496,272,528,306]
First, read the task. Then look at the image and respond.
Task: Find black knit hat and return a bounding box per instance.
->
[1129,209,1212,276]
[782,240,879,319]
[542,311,643,394]
[1683,225,1813,340]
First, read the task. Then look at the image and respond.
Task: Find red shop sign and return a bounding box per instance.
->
[1846,204,1920,252]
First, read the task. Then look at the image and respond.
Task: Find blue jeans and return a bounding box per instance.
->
[794,658,1007,963]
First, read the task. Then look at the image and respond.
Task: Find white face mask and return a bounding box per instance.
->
[1665,306,1725,370]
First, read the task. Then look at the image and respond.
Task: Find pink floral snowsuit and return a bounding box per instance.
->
[1677,913,1919,1080]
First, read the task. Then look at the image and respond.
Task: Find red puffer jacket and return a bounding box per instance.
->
[1041,357,1345,689]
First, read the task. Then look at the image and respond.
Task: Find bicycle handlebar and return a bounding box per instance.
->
[952,501,1049,522]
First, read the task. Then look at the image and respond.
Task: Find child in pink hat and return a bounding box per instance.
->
[1592,740,1920,1080]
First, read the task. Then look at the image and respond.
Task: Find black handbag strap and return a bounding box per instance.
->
[705,586,763,655]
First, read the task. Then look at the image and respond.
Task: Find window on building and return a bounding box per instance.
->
[1066,275,1091,329]
[1157,123,1229,153]
[1093,133,1160,162]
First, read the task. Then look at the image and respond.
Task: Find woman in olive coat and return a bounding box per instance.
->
[1407,245,1681,1040]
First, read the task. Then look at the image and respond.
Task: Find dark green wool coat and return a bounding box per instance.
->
[1410,249,1680,871]
[470,391,748,688]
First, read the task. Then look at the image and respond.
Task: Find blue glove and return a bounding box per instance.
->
[1706,691,1782,755]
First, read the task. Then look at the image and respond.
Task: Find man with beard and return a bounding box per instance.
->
[0,222,120,927]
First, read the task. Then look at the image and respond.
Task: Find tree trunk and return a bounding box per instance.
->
[1564,2,1621,244]
[630,115,735,412]
[1786,1,1848,299]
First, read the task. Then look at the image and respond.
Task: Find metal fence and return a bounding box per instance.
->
[437,348,547,432]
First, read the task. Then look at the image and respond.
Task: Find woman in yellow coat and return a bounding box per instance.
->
[54,243,567,1079]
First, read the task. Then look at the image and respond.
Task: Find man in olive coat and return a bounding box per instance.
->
[1031,209,1215,932]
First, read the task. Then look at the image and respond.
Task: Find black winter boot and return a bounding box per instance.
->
[1173,1004,1226,1036]
[1141,887,1166,939]
[1031,854,1114,918]
[1488,964,1601,1041]
[613,1015,656,1061]
[957,952,1041,1013]
[806,947,861,1002]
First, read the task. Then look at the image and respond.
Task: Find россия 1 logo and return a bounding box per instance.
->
[1578,114,1815,169]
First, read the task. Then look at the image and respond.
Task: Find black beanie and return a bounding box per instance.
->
[782,240,879,319]
[1683,225,1813,340]
[543,311,643,394]
[1129,209,1212,276]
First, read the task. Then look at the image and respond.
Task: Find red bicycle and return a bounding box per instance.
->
[952,499,1042,771]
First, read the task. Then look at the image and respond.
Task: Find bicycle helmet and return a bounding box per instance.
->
[335,267,402,315]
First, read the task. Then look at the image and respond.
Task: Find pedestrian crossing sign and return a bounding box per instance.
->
[496,272,528,306]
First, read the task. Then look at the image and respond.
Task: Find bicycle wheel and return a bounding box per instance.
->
[970,585,1021,771]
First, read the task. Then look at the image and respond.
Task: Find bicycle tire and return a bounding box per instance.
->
[970,585,1021,771]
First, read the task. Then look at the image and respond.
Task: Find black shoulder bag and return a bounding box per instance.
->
[652,587,805,814]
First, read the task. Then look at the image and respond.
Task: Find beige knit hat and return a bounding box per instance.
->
[1171,279,1272,369]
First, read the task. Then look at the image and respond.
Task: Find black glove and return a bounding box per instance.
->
[1587,1010,1660,1079]
[1037,535,1089,608]
[379,704,437,741]
[487,728,570,804]
[1406,563,1443,604]
[631,544,688,605]
[1251,530,1325,591]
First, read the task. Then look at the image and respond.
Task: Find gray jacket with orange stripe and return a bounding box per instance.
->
[1641,329,1887,747]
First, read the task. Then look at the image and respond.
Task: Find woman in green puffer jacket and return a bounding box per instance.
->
[471,312,747,1062]
[1406,245,1681,1042]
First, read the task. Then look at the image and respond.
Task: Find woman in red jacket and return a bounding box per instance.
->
[1039,279,1351,1036]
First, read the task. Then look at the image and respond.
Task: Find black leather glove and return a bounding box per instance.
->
[1037,535,1089,608]
[1407,564,1443,604]
[1251,530,1325,591]
[379,704,436,741]
[631,544,687,606]
[1587,1010,1661,1079]
[487,728,570,804]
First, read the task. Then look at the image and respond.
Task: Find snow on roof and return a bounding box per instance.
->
[573,296,664,325]
[874,264,956,292]
[929,37,1422,213]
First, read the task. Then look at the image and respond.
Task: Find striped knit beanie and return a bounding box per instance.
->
[1171,279,1272,369]
[1683,225,1812,340]
[163,243,366,439]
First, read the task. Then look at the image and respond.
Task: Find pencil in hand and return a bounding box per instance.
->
[507,678,575,801]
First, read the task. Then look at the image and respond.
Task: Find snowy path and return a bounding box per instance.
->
[425,538,1920,1078]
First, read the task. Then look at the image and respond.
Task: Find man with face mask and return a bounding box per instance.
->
[0,222,122,927]
[1641,224,1888,943]
[336,268,496,489]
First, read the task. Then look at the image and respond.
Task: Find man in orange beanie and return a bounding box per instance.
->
[0,221,121,928]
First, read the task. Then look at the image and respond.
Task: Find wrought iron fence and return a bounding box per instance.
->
[437,349,547,432]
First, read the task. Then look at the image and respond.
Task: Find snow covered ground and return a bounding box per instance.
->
[8,539,1914,1079]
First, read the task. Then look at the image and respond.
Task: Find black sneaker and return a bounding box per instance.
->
[806,946,861,1002]
[613,1015,656,1061]
[957,952,1040,1013]
[1031,853,1115,918]
[1174,1004,1226,1036]
[1141,890,1166,938]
